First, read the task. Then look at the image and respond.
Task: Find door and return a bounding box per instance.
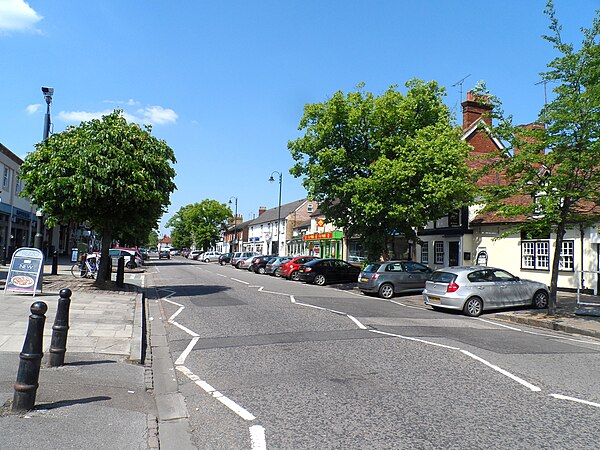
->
[449,242,460,266]
[402,261,432,291]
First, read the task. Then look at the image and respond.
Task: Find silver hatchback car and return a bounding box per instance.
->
[358,261,432,299]
[423,266,549,317]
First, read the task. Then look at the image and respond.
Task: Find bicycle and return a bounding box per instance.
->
[71,253,101,278]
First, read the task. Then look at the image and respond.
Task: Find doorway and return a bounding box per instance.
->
[449,241,460,266]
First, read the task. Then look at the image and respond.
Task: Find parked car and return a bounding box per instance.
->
[219,253,233,265]
[109,248,143,269]
[201,251,222,263]
[231,252,259,268]
[265,256,291,276]
[139,248,150,260]
[238,255,258,270]
[170,248,181,256]
[297,258,362,285]
[358,260,432,299]
[250,255,275,274]
[188,250,202,260]
[159,249,170,259]
[423,266,550,317]
[277,256,319,281]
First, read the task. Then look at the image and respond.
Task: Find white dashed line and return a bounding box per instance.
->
[550,394,600,408]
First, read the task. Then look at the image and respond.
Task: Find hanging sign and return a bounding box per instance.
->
[4,247,44,296]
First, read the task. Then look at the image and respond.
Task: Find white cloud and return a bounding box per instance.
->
[26,103,41,114]
[58,105,178,126]
[138,106,178,125]
[0,0,43,32]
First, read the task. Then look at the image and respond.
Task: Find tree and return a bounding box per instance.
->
[477,1,600,314]
[289,80,475,259]
[20,110,176,285]
[166,200,231,250]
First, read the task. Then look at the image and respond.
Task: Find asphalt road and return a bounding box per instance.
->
[147,257,600,449]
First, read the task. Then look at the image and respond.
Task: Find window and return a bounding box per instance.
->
[434,242,444,265]
[15,178,21,194]
[307,203,313,213]
[522,240,549,270]
[559,240,574,271]
[3,167,9,189]
[421,242,429,264]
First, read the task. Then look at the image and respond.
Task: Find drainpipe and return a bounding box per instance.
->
[580,224,585,291]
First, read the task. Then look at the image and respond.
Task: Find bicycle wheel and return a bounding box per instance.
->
[71,262,88,278]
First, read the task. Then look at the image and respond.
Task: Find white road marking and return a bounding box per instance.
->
[177,366,257,421]
[475,317,522,331]
[250,425,267,450]
[175,337,199,365]
[370,329,461,350]
[460,350,541,392]
[217,273,228,278]
[170,321,200,338]
[231,278,250,285]
[347,315,367,329]
[550,394,600,408]
[169,306,185,322]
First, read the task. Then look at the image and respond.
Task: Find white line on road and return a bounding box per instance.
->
[231,278,250,285]
[460,350,541,392]
[169,306,185,322]
[217,273,228,278]
[177,366,257,421]
[175,337,199,365]
[550,393,600,408]
[170,321,200,338]
[250,425,267,450]
[347,315,367,329]
[369,329,461,350]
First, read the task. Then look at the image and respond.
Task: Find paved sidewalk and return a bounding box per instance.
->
[0,259,157,450]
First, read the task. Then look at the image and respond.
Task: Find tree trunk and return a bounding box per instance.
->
[95,226,112,287]
[548,221,566,316]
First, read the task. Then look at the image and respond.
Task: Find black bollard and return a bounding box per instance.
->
[116,256,125,287]
[49,289,72,367]
[12,301,47,412]
[51,251,58,275]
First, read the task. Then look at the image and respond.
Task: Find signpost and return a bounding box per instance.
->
[4,247,44,296]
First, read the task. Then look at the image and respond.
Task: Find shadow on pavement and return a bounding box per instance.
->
[36,396,111,410]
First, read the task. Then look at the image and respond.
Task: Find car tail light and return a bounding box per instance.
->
[370,273,379,281]
[304,267,312,272]
[447,282,459,293]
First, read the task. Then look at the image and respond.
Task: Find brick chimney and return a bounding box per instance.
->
[461,91,493,130]
[258,206,267,216]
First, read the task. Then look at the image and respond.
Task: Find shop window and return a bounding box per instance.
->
[434,242,444,265]
[421,242,429,264]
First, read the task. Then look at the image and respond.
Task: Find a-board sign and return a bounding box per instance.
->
[4,247,44,296]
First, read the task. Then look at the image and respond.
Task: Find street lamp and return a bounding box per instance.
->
[34,87,54,251]
[268,171,282,256]
[228,196,238,253]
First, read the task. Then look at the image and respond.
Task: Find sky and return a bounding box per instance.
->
[1,0,598,236]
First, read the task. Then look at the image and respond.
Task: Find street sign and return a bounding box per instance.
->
[4,247,44,296]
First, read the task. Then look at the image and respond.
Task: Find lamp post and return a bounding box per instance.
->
[268,171,282,256]
[228,196,238,253]
[34,87,53,251]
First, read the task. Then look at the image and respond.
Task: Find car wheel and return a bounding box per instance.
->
[463,297,483,317]
[290,271,300,281]
[532,290,549,309]
[126,261,137,269]
[204,258,210,263]
[236,262,242,269]
[314,274,326,286]
[378,283,394,299]
[258,267,265,274]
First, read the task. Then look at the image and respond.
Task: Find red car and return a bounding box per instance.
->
[276,256,319,281]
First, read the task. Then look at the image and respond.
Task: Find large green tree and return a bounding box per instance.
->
[289,80,475,259]
[166,199,231,250]
[477,1,600,314]
[20,110,176,284]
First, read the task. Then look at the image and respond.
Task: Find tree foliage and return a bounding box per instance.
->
[19,110,177,284]
[166,199,231,250]
[289,80,474,259]
[477,1,600,314]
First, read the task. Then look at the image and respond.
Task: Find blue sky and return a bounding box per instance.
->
[1,0,598,236]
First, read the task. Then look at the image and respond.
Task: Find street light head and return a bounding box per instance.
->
[268,176,275,183]
[41,86,54,104]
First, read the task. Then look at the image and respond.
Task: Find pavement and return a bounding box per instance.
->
[0,256,599,450]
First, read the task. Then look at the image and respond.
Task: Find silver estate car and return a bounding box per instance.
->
[358,261,432,299]
[423,266,549,317]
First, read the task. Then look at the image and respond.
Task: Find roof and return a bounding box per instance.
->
[248,199,307,225]
[0,142,24,166]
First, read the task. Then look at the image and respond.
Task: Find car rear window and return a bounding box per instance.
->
[430,271,456,283]
[363,263,381,273]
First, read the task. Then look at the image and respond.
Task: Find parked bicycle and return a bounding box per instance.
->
[71,253,101,278]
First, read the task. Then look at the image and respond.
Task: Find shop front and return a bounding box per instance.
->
[302,230,344,259]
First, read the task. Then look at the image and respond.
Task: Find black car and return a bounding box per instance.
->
[298,258,362,286]
[219,253,233,265]
[250,255,275,274]
[158,249,170,260]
